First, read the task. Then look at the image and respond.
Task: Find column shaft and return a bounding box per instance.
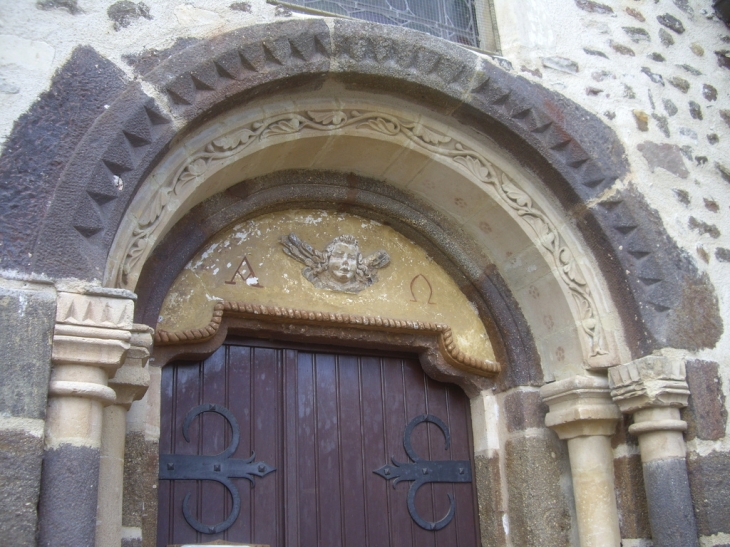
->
[38,290,134,547]
[609,354,699,547]
[541,375,622,547]
[567,435,621,547]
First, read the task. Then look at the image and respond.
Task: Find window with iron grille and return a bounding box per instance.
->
[271,0,500,52]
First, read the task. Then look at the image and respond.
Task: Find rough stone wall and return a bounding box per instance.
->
[0,277,56,545]
[1,1,729,546]
[492,4,730,544]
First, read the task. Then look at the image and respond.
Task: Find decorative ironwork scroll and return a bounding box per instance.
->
[374,414,472,531]
[158,403,276,534]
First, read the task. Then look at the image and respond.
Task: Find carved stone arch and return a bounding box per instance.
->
[2,18,719,368]
[135,170,541,391]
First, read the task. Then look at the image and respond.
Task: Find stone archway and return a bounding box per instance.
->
[5,17,716,547]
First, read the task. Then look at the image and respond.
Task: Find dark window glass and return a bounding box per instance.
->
[276,0,499,52]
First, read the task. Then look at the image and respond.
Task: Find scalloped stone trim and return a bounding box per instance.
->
[154,301,501,377]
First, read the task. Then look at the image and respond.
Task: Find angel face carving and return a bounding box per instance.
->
[280,234,390,293]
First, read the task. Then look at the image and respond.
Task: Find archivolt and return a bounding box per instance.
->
[9,18,717,377]
[111,94,628,382]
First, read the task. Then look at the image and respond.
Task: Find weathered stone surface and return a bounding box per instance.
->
[673,188,691,206]
[637,141,689,178]
[716,248,730,262]
[612,414,640,450]
[542,56,580,74]
[0,429,44,546]
[575,0,613,14]
[680,127,698,141]
[633,110,649,131]
[717,162,730,183]
[664,98,679,116]
[610,40,635,56]
[660,28,675,46]
[657,13,686,34]
[715,50,730,70]
[689,101,703,120]
[123,37,200,76]
[122,432,158,547]
[626,7,645,22]
[624,27,651,43]
[704,198,720,213]
[673,0,693,15]
[689,217,721,238]
[39,444,101,547]
[579,183,722,354]
[718,110,730,128]
[688,452,730,536]
[679,64,702,76]
[584,47,608,58]
[0,284,55,419]
[668,75,690,92]
[505,435,571,547]
[614,455,651,539]
[36,0,81,14]
[107,1,152,31]
[331,18,474,108]
[644,458,699,547]
[652,113,670,137]
[229,1,251,12]
[641,66,664,85]
[0,46,129,272]
[704,84,718,101]
[503,389,547,432]
[683,360,727,441]
[474,454,506,546]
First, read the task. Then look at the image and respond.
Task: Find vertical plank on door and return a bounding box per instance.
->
[313,352,343,547]
[337,354,367,547]
[296,351,317,546]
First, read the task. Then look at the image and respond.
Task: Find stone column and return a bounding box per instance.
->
[541,375,622,547]
[39,289,134,547]
[96,324,153,547]
[608,354,699,547]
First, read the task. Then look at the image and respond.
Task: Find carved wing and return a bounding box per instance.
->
[363,250,390,271]
[280,233,325,268]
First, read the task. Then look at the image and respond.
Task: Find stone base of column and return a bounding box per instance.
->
[39,444,101,547]
[643,458,699,547]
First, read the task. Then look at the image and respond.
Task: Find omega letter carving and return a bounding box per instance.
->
[280,233,390,294]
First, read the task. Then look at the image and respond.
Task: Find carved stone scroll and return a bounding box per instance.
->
[117,108,607,359]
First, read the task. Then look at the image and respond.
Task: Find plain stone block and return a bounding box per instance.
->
[0,283,55,419]
[505,434,572,547]
[0,428,44,546]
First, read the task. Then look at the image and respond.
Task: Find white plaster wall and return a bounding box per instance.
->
[2,0,730,482]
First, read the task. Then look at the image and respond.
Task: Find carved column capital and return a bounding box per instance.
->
[52,291,134,369]
[50,291,134,408]
[108,324,153,409]
[608,354,690,414]
[541,375,621,440]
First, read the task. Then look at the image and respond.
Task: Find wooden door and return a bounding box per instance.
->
[157,339,480,547]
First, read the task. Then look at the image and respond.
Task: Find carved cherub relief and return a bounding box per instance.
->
[280,233,390,293]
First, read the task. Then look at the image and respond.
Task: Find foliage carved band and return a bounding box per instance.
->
[154,301,501,377]
[121,109,607,358]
